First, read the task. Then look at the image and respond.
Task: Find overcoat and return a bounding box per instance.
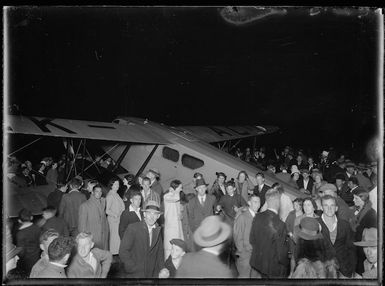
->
[249,209,290,278]
[186,194,216,233]
[175,250,233,278]
[119,221,164,278]
[67,248,112,278]
[78,196,109,250]
[59,189,87,235]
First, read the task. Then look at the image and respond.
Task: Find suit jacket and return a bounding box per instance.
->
[317,217,356,277]
[186,194,216,233]
[296,177,314,193]
[35,262,66,278]
[59,189,87,230]
[119,221,164,278]
[16,224,41,274]
[210,181,226,202]
[233,208,253,257]
[253,184,270,209]
[46,189,64,211]
[67,248,112,278]
[41,216,69,237]
[78,196,109,250]
[249,209,290,278]
[176,250,233,278]
[151,180,164,201]
[119,208,142,240]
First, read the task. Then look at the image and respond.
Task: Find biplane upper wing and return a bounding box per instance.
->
[5,115,169,144]
[178,125,279,143]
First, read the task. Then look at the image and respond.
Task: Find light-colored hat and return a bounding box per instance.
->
[318,183,337,193]
[295,217,323,241]
[354,228,377,247]
[193,216,231,247]
[291,165,300,174]
[148,168,160,177]
[142,200,162,213]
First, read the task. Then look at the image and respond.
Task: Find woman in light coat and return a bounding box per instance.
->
[163,180,184,259]
[106,178,125,255]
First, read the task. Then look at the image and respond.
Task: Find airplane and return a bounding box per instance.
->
[5,114,306,218]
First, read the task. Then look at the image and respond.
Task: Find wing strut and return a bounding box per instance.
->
[112,143,132,173]
[135,144,159,179]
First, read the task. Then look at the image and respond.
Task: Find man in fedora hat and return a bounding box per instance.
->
[353,228,378,279]
[250,188,290,278]
[146,168,164,200]
[119,200,164,278]
[176,215,233,278]
[186,178,216,235]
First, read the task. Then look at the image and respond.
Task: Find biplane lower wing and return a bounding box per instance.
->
[178,125,279,143]
[5,115,169,144]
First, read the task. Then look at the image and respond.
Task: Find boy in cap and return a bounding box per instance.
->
[159,238,188,278]
[176,215,233,278]
[353,228,378,279]
[119,200,164,278]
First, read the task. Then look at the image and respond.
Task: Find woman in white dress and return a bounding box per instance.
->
[106,178,125,255]
[163,179,184,259]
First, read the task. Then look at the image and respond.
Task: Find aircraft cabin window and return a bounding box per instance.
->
[181,154,204,170]
[162,146,180,162]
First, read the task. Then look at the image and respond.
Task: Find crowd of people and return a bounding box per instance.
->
[5,144,379,280]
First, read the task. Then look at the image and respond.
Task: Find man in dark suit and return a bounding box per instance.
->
[41,206,69,237]
[317,195,356,278]
[253,172,270,209]
[296,169,314,195]
[46,183,67,211]
[186,178,216,234]
[249,188,290,278]
[119,200,164,278]
[119,191,143,239]
[146,168,164,200]
[176,215,233,278]
[58,177,87,237]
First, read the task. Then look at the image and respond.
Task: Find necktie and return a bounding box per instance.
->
[149,228,153,246]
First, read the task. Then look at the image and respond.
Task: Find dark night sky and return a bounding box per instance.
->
[6,7,381,158]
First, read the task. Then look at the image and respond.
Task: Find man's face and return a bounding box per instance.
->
[321,198,338,217]
[170,244,185,260]
[293,201,302,212]
[77,238,94,259]
[42,211,52,220]
[144,210,160,227]
[226,186,235,196]
[218,176,225,185]
[347,181,354,189]
[142,180,151,191]
[302,172,309,179]
[346,167,355,175]
[130,195,142,209]
[196,185,207,196]
[364,246,377,264]
[256,175,264,185]
[93,187,103,200]
[336,178,343,187]
[308,158,314,165]
[248,196,260,213]
[146,172,155,181]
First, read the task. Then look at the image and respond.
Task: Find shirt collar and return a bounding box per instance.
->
[129,204,140,212]
[202,248,220,256]
[19,222,33,230]
[267,208,278,215]
[321,213,338,231]
[249,208,256,217]
[50,261,67,268]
